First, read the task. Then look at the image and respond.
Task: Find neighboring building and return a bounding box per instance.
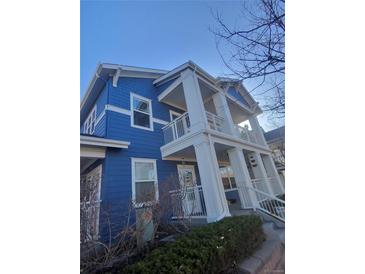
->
[80,61,285,242]
[264,126,285,184]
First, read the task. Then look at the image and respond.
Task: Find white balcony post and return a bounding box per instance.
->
[249,115,267,146]
[212,91,237,135]
[194,138,230,222]
[248,151,275,196]
[181,69,208,131]
[262,154,285,194]
[227,148,259,209]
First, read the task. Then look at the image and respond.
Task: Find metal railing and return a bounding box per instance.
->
[241,184,285,222]
[206,111,224,132]
[162,112,190,144]
[169,185,207,219]
[235,125,258,144]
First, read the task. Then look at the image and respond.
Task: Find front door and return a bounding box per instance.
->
[177,165,202,216]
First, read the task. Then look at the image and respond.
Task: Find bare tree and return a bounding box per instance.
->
[211,0,285,120]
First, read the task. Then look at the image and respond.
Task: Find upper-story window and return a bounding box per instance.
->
[131,93,153,131]
[83,106,97,135]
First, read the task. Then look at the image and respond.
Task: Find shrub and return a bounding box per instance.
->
[122,215,264,274]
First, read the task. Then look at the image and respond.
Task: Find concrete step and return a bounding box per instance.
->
[238,237,284,274]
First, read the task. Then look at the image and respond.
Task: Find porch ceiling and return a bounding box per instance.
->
[227,99,252,124]
[158,77,218,111]
[163,143,234,164]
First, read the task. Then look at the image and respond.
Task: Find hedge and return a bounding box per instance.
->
[122,215,265,274]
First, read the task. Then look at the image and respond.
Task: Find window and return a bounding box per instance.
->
[83,106,97,135]
[132,158,158,207]
[131,93,153,130]
[220,166,237,191]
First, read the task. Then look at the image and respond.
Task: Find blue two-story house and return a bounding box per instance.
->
[80,61,285,242]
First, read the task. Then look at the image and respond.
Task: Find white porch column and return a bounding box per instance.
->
[181,69,208,132]
[262,154,285,195]
[212,91,236,135]
[249,115,267,146]
[194,138,230,222]
[227,148,258,209]
[248,151,275,195]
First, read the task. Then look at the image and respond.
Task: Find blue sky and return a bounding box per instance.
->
[81,0,275,129]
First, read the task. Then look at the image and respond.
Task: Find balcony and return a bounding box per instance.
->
[234,125,258,144]
[162,110,265,149]
[162,111,226,145]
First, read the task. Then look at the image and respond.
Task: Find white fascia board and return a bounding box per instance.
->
[80,63,104,110]
[154,61,218,87]
[157,77,182,102]
[236,83,263,114]
[153,62,190,85]
[80,135,130,148]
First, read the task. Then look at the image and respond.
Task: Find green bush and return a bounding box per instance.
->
[122,215,264,274]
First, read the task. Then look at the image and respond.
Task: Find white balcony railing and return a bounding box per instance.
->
[235,125,259,144]
[162,112,190,144]
[169,185,207,218]
[206,111,224,132]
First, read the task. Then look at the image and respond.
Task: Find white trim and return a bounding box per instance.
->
[80,146,106,158]
[104,104,169,126]
[169,110,182,122]
[131,158,159,208]
[153,61,217,86]
[152,117,168,126]
[80,135,130,148]
[105,104,131,116]
[83,106,97,135]
[95,110,106,126]
[157,77,182,102]
[225,92,254,115]
[112,67,121,87]
[130,93,154,131]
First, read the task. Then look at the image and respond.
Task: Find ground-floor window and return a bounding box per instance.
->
[220,166,237,191]
[131,158,158,207]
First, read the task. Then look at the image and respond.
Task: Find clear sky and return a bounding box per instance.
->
[81,0,275,130]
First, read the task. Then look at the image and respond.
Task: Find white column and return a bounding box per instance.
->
[227,148,258,209]
[248,151,275,195]
[212,91,237,135]
[262,154,285,195]
[194,138,230,222]
[181,69,208,132]
[249,115,267,146]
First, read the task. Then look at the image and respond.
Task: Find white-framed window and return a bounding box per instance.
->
[169,110,181,121]
[130,93,153,131]
[220,166,237,191]
[131,158,159,207]
[83,106,97,135]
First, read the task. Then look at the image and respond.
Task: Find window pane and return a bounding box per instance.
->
[133,111,150,128]
[135,181,155,203]
[222,177,230,189]
[230,177,237,188]
[135,162,155,180]
[133,98,150,113]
